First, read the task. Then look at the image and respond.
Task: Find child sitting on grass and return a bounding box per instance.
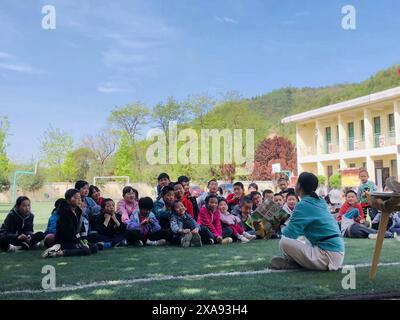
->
[262,189,274,202]
[170,201,202,247]
[156,172,172,200]
[89,185,104,206]
[219,198,256,243]
[232,196,257,237]
[118,186,139,224]
[154,185,176,231]
[282,192,299,216]
[250,191,263,210]
[0,196,45,252]
[174,182,194,218]
[338,190,389,239]
[226,182,245,211]
[126,197,167,246]
[43,198,63,248]
[273,193,284,208]
[95,198,127,248]
[198,195,233,244]
[42,189,100,258]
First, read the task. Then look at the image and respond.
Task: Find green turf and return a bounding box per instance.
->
[1,202,400,300]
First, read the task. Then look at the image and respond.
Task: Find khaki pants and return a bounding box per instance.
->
[279,236,344,271]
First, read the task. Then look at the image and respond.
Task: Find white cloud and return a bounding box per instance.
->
[214,16,238,24]
[105,33,163,49]
[97,84,125,93]
[0,51,41,74]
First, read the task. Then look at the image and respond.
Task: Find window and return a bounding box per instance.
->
[373,117,381,147]
[325,127,331,153]
[360,119,365,141]
[362,162,366,169]
[349,163,356,168]
[388,114,395,137]
[348,122,354,151]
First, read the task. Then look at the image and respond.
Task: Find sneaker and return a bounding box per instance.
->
[221,237,233,244]
[41,244,61,258]
[190,233,202,247]
[368,233,378,240]
[238,235,250,243]
[115,240,128,247]
[243,232,256,240]
[146,239,167,246]
[135,240,144,246]
[180,233,193,248]
[270,256,301,270]
[207,238,215,245]
[7,244,22,252]
[156,239,167,246]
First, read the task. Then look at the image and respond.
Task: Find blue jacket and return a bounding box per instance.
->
[45,210,59,235]
[127,209,161,234]
[282,195,345,253]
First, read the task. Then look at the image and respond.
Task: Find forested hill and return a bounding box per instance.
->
[192,65,400,143]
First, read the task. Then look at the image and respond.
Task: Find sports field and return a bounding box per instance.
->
[1,202,400,300]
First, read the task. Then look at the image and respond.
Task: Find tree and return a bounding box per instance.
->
[108,103,149,142]
[60,148,95,182]
[251,136,297,180]
[114,133,134,178]
[185,93,215,126]
[317,175,327,186]
[0,116,10,190]
[82,130,117,175]
[19,172,45,195]
[40,126,74,167]
[329,173,342,189]
[153,97,185,143]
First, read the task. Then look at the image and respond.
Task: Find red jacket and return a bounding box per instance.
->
[197,207,222,237]
[181,195,194,218]
[226,193,242,206]
[337,202,365,222]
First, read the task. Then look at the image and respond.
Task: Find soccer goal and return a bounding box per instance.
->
[93,176,130,187]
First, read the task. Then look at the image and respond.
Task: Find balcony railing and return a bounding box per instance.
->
[346,139,365,151]
[324,143,339,154]
[374,132,396,148]
[300,145,316,156]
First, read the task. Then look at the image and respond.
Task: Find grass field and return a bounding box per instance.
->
[1,202,400,300]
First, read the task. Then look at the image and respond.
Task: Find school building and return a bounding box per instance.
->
[281,86,400,190]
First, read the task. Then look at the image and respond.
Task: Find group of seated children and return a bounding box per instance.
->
[1,169,398,271]
[336,169,400,240]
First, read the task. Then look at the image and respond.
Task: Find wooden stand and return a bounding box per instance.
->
[368,193,400,280]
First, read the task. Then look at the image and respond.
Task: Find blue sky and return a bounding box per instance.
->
[1,0,399,163]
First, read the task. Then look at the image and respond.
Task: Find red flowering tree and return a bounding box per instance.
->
[251,136,297,180]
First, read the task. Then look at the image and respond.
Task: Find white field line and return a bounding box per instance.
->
[1,261,400,296]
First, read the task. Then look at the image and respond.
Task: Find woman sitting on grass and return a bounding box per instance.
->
[270,172,345,271]
[41,189,100,258]
[0,196,45,252]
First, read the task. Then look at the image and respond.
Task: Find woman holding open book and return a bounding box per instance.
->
[270,172,345,271]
